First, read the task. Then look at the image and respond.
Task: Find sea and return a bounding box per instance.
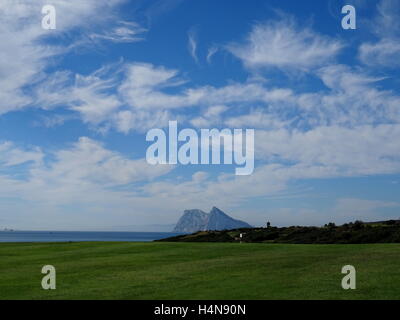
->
[0,231,181,243]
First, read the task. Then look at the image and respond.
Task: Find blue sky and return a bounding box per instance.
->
[0,0,399,230]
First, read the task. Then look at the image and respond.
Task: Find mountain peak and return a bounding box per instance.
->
[209,207,229,217]
[210,206,222,213]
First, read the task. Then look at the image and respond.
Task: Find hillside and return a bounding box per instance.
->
[160,220,400,244]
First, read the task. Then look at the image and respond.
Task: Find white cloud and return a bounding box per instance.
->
[118,62,294,110]
[0,0,140,115]
[41,61,400,138]
[0,137,172,189]
[256,124,400,176]
[374,0,400,38]
[0,142,43,167]
[206,46,219,64]
[117,63,191,110]
[192,171,209,183]
[113,109,172,133]
[34,113,78,128]
[295,65,400,127]
[70,74,122,125]
[190,105,228,127]
[0,1,55,113]
[90,21,147,43]
[358,0,400,67]
[224,109,287,129]
[227,17,343,72]
[0,137,174,229]
[359,39,400,67]
[187,28,199,63]
[35,64,123,125]
[32,137,172,186]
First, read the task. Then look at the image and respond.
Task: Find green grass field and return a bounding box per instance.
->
[0,242,399,300]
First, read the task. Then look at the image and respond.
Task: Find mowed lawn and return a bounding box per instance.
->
[0,242,399,300]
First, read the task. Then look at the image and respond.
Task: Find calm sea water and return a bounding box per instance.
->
[0,231,180,243]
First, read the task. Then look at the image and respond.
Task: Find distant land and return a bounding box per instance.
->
[101,224,176,233]
[160,220,400,244]
[173,207,252,233]
[0,226,176,232]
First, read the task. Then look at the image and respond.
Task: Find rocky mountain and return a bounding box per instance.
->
[173,207,252,233]
[173,209,209,233]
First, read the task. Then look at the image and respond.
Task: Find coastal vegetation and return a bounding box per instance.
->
[160,220,400,244]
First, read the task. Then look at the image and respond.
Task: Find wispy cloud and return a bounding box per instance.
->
[0,0,134,114]
[0,142,43,167]
[187,27,199,63]
[206,46,219,64]
[0,137,174,228]
[227,16,343,72]
[90,21,147,43]
[358,0,400,67]
[359,39,400,67]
